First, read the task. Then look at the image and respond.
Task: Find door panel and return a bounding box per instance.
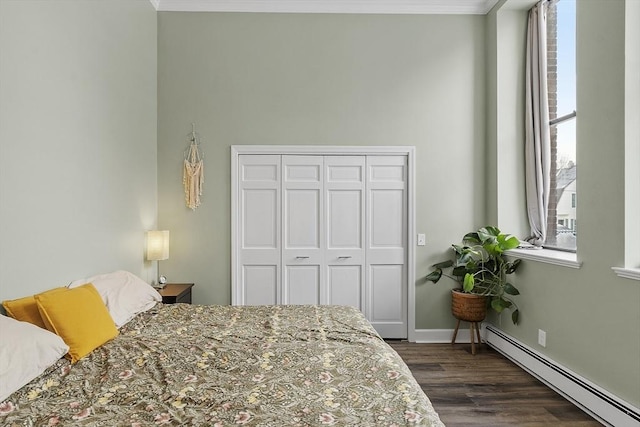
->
[325,156,365,310]
[286,189,320,249]
[243,163,278,182]
[370,265,403,320]
[366,156,407,338]
[243,265,277,306]
[369,164,405,182]
[370,189,404,248]
[327,190,361,249]
[285,265,320,305]
[327,163,362,182]
[243,189,278,248]
[369,264,405,338]
[327,265,362,309]
[286,164,321,182]
[282,156,325,304]
[238,155,281,306]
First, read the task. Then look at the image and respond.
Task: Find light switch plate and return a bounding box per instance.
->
[538,329,547,347]
[417,234,426,246]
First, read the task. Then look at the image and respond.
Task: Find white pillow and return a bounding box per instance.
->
[0,315,69,402]
[68,270,161,328]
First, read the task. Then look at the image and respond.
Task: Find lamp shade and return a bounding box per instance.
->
[146,230,170,261]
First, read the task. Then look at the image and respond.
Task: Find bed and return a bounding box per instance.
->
[1,272,444,426]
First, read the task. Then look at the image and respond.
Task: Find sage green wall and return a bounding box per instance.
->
[157,12,486,328]
[0,0,158,300]
[486,0,640,407]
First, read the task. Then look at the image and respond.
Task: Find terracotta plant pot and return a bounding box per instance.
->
[451,289,487,322]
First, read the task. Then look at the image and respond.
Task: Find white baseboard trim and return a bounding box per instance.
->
[413,326,485,344]
[485,325,640,427]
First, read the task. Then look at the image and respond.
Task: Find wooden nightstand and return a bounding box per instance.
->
[159,283,194,304]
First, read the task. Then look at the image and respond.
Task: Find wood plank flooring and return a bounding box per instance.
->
[388,341,602,427]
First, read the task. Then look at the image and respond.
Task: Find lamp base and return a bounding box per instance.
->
[152,277,167,290]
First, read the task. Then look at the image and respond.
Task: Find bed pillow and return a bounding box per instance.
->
[2,287,68,329]
[35,284,119,363]
[0,315,69,402]
[68,270,161,328]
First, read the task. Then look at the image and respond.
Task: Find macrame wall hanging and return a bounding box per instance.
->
[183,123,204,210]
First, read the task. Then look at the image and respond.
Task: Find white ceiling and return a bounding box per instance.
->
[149,0,503,15]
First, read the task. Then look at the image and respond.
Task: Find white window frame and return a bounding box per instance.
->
[612,0,640,281]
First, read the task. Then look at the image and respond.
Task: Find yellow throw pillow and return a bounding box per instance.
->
[3,287,68,329]
[35,283,118,363]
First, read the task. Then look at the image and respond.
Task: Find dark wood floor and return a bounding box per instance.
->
[388,341,602,427]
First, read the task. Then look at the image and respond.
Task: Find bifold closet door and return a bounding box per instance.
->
[366,156,407,338]
[238,155,281,305]
[281,156,366,307]
[282,156,324,305]
[324,156,366,310]
[236,153,407,338]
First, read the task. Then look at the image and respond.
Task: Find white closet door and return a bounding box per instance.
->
[325,156,366,311]
[238,155,281,305]
[234,151,409,339]
[282,156,324,305]
[366,156,407,338]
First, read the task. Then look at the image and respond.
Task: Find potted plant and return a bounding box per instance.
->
[426,226,522,325]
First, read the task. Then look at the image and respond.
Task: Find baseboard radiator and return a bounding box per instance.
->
[484,325,640,427]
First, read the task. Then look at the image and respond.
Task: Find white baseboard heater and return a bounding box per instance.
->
[484,325,640,427]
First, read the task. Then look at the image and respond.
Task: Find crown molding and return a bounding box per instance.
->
[149,0,500,15]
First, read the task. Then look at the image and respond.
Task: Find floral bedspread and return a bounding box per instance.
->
[1,304,444,426]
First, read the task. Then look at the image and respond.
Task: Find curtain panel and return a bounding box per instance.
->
[524,0,551,245]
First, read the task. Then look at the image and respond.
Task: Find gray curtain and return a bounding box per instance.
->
[525,0,551,245]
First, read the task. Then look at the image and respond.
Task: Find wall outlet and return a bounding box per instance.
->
[417,233,426,246]
[538,329,547,347]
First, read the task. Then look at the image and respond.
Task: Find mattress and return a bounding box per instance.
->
[1,304,444,426]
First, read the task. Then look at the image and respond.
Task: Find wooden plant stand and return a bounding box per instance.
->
[451,319,483,355]
[450,289,487,355]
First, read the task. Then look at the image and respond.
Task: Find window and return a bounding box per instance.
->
[545,0,576,251]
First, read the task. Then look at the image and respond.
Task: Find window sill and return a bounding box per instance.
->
[611,267,640,281]
[506,248,582,269]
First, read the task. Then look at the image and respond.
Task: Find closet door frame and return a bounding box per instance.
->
[231,145,416,342]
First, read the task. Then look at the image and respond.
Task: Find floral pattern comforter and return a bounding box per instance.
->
[1,304,444,426]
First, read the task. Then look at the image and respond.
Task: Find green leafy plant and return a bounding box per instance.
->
[426,226,522,324]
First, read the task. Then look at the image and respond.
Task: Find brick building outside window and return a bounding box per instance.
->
[545,0,576,251]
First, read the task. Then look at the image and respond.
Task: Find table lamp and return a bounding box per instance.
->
[146,230,169,288]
